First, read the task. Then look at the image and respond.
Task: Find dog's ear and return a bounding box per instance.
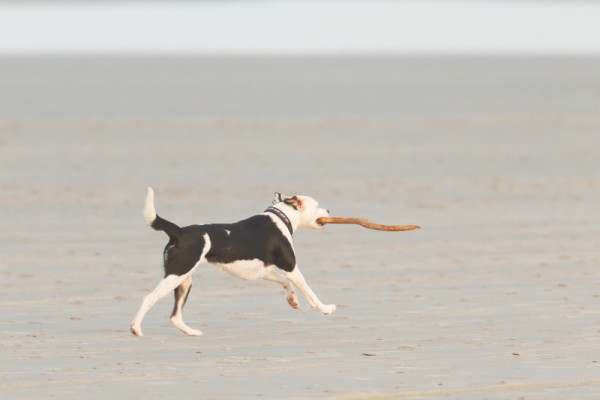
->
[273,193,302,210]
[272,192,283,205]
[283,195,303,210]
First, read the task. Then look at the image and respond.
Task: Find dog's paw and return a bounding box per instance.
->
[172,318,203,336]
[287,295,300,309]
[321,304,337,315]
[130,324,143,337]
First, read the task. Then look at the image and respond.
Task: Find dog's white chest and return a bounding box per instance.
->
[217,259,274,281]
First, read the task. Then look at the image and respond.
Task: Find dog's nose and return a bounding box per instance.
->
[326,210,330,214]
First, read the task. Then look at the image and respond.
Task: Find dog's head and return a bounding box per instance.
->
[273,192,329,229]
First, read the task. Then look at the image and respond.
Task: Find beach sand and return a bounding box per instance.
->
[1,57,599,399]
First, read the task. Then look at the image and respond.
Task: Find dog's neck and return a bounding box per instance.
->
[264,206,295,235]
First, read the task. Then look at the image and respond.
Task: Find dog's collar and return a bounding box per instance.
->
[264,206,294,235]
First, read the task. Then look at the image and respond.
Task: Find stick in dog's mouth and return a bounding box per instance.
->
[316,217,420,232]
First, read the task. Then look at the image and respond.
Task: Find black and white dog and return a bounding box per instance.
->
[131,188,336,336]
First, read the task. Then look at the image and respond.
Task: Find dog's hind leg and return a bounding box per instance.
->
[170,275,202,336]
[131,233,211,337]
[262,271,299,309]
[130,273,193,336]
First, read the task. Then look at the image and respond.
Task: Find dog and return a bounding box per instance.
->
[130,188,336,336]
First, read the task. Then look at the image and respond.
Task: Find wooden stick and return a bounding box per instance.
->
[316,217,421,232]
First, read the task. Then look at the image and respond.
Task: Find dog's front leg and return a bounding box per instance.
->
[262,271,299,309]
[286,267,336,315]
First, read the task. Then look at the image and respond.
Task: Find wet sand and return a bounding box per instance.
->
[1,57,599,399]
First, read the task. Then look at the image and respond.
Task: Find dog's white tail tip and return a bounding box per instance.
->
[144,187,157,225]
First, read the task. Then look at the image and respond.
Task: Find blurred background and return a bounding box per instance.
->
[1,1,600,399]
[2,1,600,56]
[1,0,600,117]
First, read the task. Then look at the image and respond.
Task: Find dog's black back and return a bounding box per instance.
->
[160,215,296,277]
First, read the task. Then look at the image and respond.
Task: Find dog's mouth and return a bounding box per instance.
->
[316,217,326,226]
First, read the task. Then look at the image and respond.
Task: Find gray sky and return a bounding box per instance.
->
[1,1,599,55]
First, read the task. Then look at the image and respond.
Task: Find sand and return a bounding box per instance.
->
[1,56,599,399]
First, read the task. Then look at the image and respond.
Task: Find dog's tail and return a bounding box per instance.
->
[144,187,181,239]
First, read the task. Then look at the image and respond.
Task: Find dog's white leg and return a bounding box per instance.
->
[170,275,202,336]
[131,234,210,336]
[286,267,336,315]
[130,273,190,337]
[262,271,299,309]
